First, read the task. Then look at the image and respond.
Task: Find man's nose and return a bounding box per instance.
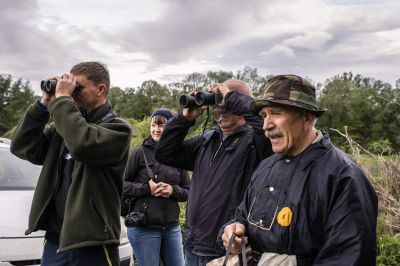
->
[263,117,274,131]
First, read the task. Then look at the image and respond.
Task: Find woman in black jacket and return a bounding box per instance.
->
[123,108,190,266]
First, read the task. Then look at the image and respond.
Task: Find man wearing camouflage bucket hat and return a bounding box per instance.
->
[218,74,378,265]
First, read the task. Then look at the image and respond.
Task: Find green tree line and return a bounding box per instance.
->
[1,68,400,152]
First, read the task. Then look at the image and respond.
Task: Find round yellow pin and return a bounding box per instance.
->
[277,207,293,227]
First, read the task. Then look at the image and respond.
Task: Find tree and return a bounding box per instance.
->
[0,74,37,136]
[108,86,125,114]
[317,72,400,152]
[182,72,210,92]
[235,66,270,98]
[206,70,234,83]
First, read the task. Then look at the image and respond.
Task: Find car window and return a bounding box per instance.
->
[0,148,41,190]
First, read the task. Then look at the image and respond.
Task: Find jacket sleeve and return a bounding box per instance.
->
[313,167,378,266]
[215,191,248,255]
[123,148,151,198]
[10,101,53,165]
[48,96,131,166]
[170,169,190,202]
[215,174,255,254]
[155,113,203,171]
[225,91,273,162]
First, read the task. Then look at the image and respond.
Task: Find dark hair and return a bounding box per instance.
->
[151,115,167,125]
[70,61,110,92]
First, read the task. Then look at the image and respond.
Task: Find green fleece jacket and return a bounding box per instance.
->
[10,96,131,252]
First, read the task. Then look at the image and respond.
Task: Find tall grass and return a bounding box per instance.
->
[332,127,400,237]
[331,127,400,265]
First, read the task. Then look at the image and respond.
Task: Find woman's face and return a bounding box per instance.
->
[150,116,167,142]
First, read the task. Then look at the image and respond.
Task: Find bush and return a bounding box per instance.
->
[377,234,400,266]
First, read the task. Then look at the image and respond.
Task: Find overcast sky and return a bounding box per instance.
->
[1,0,399,94]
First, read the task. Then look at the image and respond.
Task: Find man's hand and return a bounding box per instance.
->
[154,182,173,198]
[222,222,246,254]
[210,83,230,107]
[211,83,230,98]
[55,73,77,98]
[149,179,157,196]
[40,91,55,107]
[182,92,207,121]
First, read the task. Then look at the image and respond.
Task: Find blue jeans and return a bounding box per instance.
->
[127,225,184,266]
[184,249,219,266]
[41,240,119,266]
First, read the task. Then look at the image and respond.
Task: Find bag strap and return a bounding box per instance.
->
[223,233,248,266]
[142,149,156,181]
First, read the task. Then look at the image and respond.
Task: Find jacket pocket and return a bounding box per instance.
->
[89,198,109,233]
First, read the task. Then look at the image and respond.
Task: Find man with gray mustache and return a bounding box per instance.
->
[217,74,377,266]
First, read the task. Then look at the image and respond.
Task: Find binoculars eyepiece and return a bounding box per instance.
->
[179,91,223,108]
[40,80,81,94]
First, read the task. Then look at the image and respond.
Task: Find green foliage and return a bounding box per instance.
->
[125,117,151,148]
[367,139,393,155]
[377,218,400,265]
[2,70,400,154]
[179,202,187,230]
[317,72,400,151]
[2,126,15,139]
[0,74,37,136]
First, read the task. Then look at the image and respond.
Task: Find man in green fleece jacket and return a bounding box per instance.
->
[11,61,131,266]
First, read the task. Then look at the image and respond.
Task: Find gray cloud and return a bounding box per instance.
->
[1,0,399,93]
[110,0,254,64]
[107,0,400,84]
[0,0,108,92]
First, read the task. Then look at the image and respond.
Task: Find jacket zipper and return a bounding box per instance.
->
[210,141,223,167]
[89,198,109,233]
[190,140,223,245]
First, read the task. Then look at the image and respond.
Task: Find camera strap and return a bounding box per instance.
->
[142,149,156,181]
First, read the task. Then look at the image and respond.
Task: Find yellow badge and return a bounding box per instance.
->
[277,207,293,227]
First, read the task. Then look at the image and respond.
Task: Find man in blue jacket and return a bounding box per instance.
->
[155,80,273,266]
[220,74,378,266]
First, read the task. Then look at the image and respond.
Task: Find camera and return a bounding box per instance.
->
[179,91,223,108]
[124,211,146,227]
[40,79,81,94]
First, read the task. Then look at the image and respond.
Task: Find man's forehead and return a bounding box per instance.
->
[260,105,287,113]
[72,74,92,85]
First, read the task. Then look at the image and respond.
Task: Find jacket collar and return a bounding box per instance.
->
[84,103,112,124]
[266,132,332,170]
[215,123,251,139]
[143,137,157,148]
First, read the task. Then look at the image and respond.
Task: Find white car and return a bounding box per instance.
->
[0,139,133,266]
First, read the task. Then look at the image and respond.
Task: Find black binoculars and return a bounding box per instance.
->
[40,79,81,94]
[179,91,223,108]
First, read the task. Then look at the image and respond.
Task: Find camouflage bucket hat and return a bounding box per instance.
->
[250,74,326,117]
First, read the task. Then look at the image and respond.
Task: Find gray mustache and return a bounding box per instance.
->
[265,129,284,138]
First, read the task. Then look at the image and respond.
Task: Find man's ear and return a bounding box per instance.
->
[97,84,107,97]
[304,112,317,128]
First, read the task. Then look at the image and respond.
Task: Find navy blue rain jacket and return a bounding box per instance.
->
[225,133,377,265]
